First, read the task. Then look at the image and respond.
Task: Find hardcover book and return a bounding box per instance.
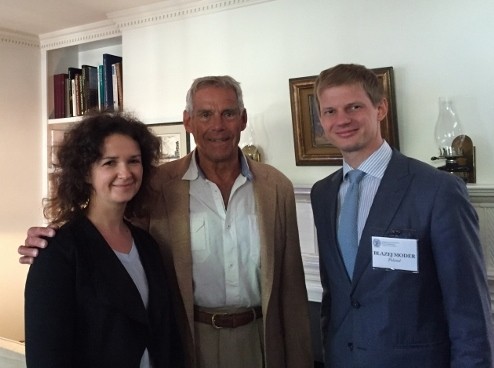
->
[82,65,98,114]
[53,73,68,118]
[67,67,82,117]
[102,54,122,110]
[98,65,104,110]
[111,62,123,111]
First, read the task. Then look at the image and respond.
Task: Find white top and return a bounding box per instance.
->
[114,241,149,307]
[114,241,152,368]
[183,151,262,308]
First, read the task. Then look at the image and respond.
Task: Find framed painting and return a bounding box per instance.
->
[289,66,399,165]
[47,122,72,168]
[148,122,191,163]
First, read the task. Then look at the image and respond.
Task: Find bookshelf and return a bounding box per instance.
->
[41,30,122,198]
[46,37,122,122]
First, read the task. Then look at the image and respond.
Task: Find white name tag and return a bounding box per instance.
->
[372,236,418,272]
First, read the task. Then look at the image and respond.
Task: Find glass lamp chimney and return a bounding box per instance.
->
[434,97,464,158]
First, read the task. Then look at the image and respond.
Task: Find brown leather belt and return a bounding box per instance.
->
[194,306,262,329]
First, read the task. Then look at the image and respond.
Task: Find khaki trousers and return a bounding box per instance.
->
[194,314,264,368]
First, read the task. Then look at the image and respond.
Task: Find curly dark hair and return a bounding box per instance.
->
[44,111,162,226]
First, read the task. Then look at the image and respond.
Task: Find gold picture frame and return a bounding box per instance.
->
[289,66,400,165]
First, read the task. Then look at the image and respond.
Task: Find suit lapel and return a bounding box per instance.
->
[352,151,413,285]
[317,170,349,281]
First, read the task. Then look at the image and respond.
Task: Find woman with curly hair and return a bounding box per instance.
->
[25,112,183,368]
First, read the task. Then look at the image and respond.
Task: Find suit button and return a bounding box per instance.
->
[351,300,361,308]
[347,342,354,351]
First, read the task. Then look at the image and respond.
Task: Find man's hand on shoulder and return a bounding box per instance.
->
[18,226,58,264]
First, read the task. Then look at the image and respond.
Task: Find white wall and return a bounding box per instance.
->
[0,38,42,341]
[123,0,494,185]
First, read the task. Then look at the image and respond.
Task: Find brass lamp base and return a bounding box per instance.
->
[433,135,476,183]
[242,144,262,162]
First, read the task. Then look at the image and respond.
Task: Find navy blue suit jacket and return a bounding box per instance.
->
[25,215,183,368]
[311,149,494,367]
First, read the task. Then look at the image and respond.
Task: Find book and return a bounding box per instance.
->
[111,62,123,111]
[71,79,77,117]
[75,74,82,116]
[81,65,98,114]
[64,76,71,118]
[53,73,67,118]
[98,65,104,110]
[102,53,122,110]
[112,64,119,111]
[67,67,82,117]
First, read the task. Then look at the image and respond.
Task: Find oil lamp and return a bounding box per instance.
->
[241,122,262,162]
[431,98,475,183]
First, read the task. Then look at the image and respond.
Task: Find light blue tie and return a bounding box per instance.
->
[338,169,366,280]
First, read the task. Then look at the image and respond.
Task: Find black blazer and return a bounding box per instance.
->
[25,215,183,368]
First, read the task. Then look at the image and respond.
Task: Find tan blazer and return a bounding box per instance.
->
[146,152,313,368]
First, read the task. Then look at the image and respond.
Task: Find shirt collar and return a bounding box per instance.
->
[182,149,254,181]
[342,140,392,180]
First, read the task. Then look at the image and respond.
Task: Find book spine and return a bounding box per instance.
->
[75,74,82,116]
[53,73,67,119]
[98,65,104,111]
[116,62,123,109]
[65,77,71,118]
[71,79,77,117]
[81,65,98,114]
[88,67,98,112]
[112,64,119,111]
[82,66,88,114]
[103,58,114,110]
[103,54,122,111]
[60,77,66,118]
[67,67,82,117]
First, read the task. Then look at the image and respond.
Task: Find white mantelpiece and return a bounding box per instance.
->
[295,184,494,303]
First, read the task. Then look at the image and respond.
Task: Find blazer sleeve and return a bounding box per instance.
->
[431,175,494,367]
[24,235,77,368]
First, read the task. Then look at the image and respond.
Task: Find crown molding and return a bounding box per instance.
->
[109,0,276,31]
[36,0,274,49]
[39,20,120,50]
[0,28,39,48]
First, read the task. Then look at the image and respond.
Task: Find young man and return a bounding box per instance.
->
[311,63,493,367]
[20,76,313,368]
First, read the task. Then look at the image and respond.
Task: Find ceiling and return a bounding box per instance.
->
[0,0,166,36]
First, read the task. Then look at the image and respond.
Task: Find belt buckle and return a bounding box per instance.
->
[211,308,258,329]
[211,312,228,329]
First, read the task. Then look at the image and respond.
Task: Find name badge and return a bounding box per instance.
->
[372,236,418,272]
